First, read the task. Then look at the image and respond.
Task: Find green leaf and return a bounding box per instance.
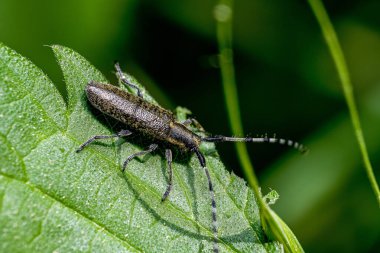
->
[0,43,283,252]
[261,205,303,253]
[307,0,380,207]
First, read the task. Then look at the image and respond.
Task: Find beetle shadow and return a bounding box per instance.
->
[121,167,210,242]
[121,166,261,248]
[158,151,201,233]
[168,151,201,234]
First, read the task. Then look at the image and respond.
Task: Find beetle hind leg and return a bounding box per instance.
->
[122,144,158,172]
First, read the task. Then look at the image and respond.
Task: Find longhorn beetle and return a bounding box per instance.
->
[76,62,307,253]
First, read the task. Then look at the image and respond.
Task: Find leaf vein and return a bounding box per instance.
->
[0,173,143,253]
[0,132,28,181]
[208,161,260,241]
[1,56,67,129]
[172,166,194,217]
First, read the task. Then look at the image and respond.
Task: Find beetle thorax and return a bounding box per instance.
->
[167,122,201,151]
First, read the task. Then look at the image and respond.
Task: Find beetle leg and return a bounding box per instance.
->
[181,118,205,132]
[76,130,132,152]
[114,62,143,98]
[161,149,173,201]
[122,144,158,172]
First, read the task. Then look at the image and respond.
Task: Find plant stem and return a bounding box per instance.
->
[214,2,306,251]
[308,0,380,207]
[214,0,261,202]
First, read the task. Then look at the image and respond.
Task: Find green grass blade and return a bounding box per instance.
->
[214,1,305,252]
[307,0,380,207]
[214,0,260,198]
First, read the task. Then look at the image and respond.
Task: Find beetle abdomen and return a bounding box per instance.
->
[86,82,173,140]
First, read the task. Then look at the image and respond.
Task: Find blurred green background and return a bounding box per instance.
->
[1,0,379,252]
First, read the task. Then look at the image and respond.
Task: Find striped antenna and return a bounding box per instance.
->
[202,135,308,154]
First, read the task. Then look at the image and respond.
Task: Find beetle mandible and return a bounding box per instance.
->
[76,62,307,253]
